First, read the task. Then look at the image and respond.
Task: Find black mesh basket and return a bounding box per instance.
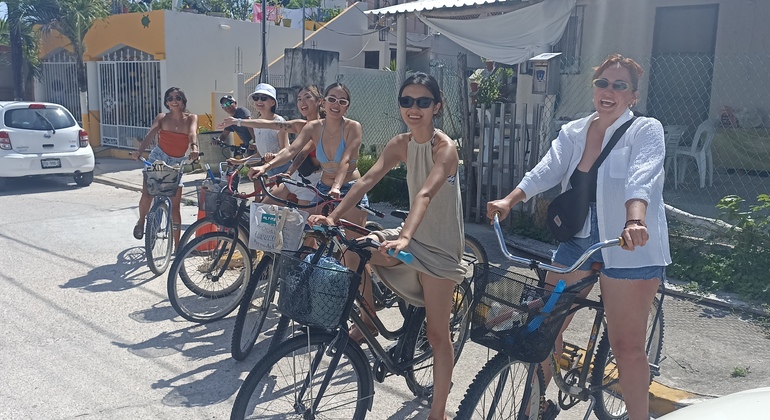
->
[470,263,579,363]
[203,187,240,226]
[277,251,361,329]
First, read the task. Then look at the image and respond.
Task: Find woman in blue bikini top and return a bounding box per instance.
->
[247,83,366,225]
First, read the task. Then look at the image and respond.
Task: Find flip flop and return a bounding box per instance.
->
[541,399,560,420]
[133,224,144,240]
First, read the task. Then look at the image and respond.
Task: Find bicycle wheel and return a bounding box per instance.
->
[167,231,252,323]
[231,254,275,360]
[591,296,665,420]
[145,198,174,275]
[178,215,225,252]
[463,233,489,282]
[456,353,544,420]
[230,331,373,419]
[402,278,472,397]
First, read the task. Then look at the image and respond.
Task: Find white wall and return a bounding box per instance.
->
[556,0,770,120]
[163,11,303,115]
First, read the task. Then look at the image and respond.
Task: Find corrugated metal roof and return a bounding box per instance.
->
[365,0,514,16]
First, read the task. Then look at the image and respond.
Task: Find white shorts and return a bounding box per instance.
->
[286,170,322,202]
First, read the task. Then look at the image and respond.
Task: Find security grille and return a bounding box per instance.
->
[98,47,162,148]
[41,50,81,123]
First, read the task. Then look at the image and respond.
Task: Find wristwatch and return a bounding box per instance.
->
[236,118,242,127]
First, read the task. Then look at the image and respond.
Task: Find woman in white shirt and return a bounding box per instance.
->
[487,54,670,420]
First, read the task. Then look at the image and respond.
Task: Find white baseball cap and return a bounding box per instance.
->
[251,83,277,101]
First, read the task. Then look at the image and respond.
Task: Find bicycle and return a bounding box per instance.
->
[230,223,470,418]
[455,214,665,420]
[137,155,197,276]
[230,175,391,361]
[166,160,268,323]
[211,136,250,160]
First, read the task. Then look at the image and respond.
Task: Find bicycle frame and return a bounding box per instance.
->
[489,214,665,416]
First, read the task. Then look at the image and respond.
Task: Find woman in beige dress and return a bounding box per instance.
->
[309,73,465,420]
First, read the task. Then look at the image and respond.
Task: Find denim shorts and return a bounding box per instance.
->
[310,180,369,207]
[267,161,291,177]
[552,203,664,280]
[147,146,185,186]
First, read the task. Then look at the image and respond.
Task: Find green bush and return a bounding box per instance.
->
[358,154,409,207]
[667,194,770,304]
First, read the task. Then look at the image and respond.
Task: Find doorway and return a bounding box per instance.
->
[647,4,718,129]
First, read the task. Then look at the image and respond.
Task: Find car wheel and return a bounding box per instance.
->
[74,171,94,187]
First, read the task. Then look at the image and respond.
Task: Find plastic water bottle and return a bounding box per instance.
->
[484,302,522,332]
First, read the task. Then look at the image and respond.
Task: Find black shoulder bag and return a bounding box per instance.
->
[546,117,636,242]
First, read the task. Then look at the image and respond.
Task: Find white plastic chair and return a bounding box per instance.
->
[674,119,716,188]
[663,125,687,177]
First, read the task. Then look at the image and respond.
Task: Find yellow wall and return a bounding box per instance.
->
[39,10,166,60]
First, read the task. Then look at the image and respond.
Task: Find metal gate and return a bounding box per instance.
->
[98,47,161,148]
[41,50,81,123]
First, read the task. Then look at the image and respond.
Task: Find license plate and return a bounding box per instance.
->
[41,158,61,169]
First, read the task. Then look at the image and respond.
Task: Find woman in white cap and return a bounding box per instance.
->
[228,83,290,176]
[222,85,323,205]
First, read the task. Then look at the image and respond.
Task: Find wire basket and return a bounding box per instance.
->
[143,168,181,197]
[470,264,580,363]
[203,186,240,226]
[277,251,361,329]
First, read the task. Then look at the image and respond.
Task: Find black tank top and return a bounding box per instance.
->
[570,168,597,203]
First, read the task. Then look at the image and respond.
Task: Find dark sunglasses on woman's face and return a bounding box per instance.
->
[324,96,350,106]
[251,94,272,102]
[221,101,235,108]
[592,78,630,91]
[166,95,183,102]
[398,96,435,109]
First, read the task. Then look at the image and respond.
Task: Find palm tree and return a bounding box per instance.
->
[1,16,44,99]
[24,0,110,121]
[5,0,27,100]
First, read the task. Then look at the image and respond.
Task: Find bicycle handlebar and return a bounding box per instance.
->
[492,214,624,275]
[311,224,413,264]
[256,175,384,218]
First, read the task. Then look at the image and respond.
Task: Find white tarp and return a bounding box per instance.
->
[415,0,577,65]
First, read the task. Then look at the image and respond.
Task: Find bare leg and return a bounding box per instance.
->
[421,274,456,420]
[349,241,399,340]
[136,180,152,230]
[600,275,660,420]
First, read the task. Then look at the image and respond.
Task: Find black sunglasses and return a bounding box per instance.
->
[324,96,350,106]
[166,95,183,102]
[251,94,272,102]
[221,101,235,107]
[592,78,630,91]
[398,96,435,109]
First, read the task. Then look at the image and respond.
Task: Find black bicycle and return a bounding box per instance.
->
[230,223,472,418]
[455,215,665,420]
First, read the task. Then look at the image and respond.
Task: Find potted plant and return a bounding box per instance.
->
[283,17,292,27]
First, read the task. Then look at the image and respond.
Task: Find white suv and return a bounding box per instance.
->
[0,101,95,189]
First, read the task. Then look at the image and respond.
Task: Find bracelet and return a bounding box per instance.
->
[624,219,645,228]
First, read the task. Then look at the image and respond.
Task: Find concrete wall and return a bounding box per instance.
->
[164,11,303,115]
[555,0,770,121]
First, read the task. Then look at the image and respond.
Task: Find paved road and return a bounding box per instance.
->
[1,168,769,419]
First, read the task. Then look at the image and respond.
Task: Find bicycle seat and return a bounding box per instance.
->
[391,210,409,221]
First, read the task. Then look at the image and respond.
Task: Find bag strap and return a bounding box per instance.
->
[590,116,637,172]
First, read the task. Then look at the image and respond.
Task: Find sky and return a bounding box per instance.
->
[1,3,7,20]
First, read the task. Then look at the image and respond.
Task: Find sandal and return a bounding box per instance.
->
[349,323,378,345]
[133,224,144,240]
[541,399,560,420]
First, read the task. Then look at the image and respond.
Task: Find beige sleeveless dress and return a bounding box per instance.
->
[370,134,466,307]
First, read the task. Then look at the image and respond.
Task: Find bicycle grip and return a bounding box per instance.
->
[387,248,413,264]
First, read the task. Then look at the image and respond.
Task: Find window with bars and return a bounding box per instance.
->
[553,6,584,74]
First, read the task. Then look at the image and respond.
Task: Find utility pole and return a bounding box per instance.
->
[260,0,268,82]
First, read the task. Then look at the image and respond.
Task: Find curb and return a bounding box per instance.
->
[93,176,142,193]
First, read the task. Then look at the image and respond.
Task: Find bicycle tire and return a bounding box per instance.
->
[145,199,173,275]
[231,254,275,360]
[365,220,384,232]
[463,233,489,282]
[230,331,373,419]
[590,296,665,420]
[167,231,252,323]
[178,215,225,252]
[456,353,544,420]
[402,278,472,397]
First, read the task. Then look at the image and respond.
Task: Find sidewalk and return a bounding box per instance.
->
[93,156,769,417]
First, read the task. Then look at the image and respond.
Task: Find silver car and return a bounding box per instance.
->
[0,101,95,189]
